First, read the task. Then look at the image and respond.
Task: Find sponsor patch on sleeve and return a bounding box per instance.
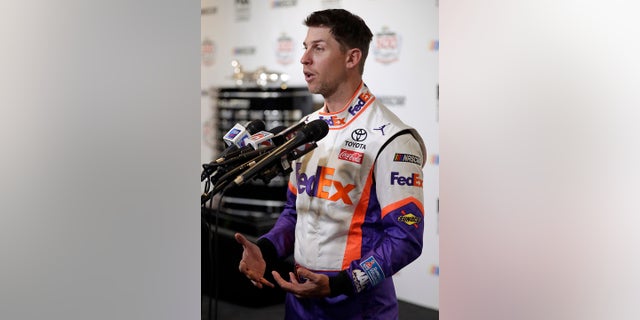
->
[351,269,369,293]
[359,256,385,289]
[398,210,422,228]
[393,153,422,166]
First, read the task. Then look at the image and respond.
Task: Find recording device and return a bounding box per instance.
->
[201,119,265,182]
[201,119,329,203]
[219,119,265,158]
[202,126,286,184]
[202,121,306,183]
[214,126,287,165]
[230,119,329,188]
[204,122,301,187]
[245,128,286,150]
[225,119,266,146]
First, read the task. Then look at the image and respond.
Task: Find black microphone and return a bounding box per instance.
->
[205,125,292,188]
[217,119,266,159]
[204,125,287,183]
[253,139,318,184]
[229,119,329,188]
[201,119,265,182]
[215,125,287,165]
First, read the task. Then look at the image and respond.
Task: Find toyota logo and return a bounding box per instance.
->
[351,128,368,142]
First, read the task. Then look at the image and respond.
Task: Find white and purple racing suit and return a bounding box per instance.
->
[258,82,427,319]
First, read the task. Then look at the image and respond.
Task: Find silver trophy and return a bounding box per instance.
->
[230,60,290,89]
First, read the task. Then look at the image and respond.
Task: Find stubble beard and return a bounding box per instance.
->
[308,80,337,100]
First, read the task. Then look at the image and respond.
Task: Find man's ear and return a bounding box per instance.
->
[345,48,362,70]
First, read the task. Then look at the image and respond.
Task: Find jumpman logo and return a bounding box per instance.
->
[373,123,390,135]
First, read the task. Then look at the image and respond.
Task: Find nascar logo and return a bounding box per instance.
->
[393,153,422,166]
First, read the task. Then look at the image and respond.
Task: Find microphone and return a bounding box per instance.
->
[215,120,305,166]
[203,125,287,187]
[201,120,326,204]
[229,119,329,188]
[215,126,287,164]
[245,127,286,150]
[205,126,287,179]
[253,138,318,184]
[201,119,265,182]
[219,119,266,157]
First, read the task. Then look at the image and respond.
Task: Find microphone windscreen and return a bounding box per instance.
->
[244,119,266,134]
[301,119,330,142]
[268,125,288,145]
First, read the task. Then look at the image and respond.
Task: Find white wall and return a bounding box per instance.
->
[201,0,439,309]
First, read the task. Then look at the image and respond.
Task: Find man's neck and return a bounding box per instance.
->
[323,78,363,113]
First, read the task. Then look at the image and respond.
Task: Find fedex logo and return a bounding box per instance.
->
[295,163,356,205]
[348,92,372,116]
[319,115,346,126]
[390,172,423,187]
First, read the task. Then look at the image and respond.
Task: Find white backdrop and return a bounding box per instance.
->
[201,0,439,309]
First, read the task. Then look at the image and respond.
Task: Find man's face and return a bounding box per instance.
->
[301,26,348,98]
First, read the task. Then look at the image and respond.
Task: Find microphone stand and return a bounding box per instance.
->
[201,177,229,320]
[201,151,272,206]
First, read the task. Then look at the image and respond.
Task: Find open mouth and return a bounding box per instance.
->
[303,71,315,82]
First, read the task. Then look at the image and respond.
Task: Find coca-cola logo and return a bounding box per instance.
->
[338,148,364,164]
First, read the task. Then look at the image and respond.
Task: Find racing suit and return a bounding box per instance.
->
[258,82,427,319]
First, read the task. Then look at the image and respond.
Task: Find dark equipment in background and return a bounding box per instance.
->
[202,87,314,308]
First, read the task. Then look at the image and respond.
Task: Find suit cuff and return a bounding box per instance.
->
[329,270,353,297]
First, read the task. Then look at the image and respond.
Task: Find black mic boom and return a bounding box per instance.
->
[216,125,287,164]
[216,119,265,159]
[201,119,265,182]
[230,119,329,187]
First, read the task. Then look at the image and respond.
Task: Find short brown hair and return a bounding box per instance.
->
[304,9,373,75]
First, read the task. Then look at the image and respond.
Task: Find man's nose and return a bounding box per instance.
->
[300,49,311,65]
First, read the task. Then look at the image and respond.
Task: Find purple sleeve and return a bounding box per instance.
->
[345,134,426,294]
[258,182,298,258]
